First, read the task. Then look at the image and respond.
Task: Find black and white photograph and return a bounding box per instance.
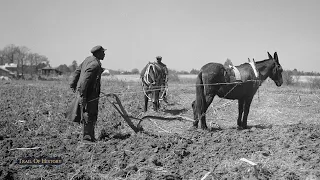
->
[0,0,319,179]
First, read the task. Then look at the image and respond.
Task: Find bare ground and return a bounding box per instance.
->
[0,80,319,180]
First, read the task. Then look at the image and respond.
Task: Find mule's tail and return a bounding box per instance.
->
[195,71,206,121]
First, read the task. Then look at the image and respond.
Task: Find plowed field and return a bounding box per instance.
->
[1,79,319,180]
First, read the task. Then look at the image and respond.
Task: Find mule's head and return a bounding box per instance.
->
[267,52,283,86]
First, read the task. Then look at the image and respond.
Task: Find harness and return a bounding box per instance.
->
[143,63,156,85]
[227,59,261,86]
[229,65,242,81]
[248,58,259,78]
[248,58,261,86]
[142,63,168,102]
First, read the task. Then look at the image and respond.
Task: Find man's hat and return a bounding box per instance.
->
[91,45,107,54]
[156,56,162,60]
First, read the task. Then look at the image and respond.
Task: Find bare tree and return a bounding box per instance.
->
[190,69,200,74]
[26,53,49,76]
[0,44,29,77]
[1,44,20,64]
[0,44,51,78]
[26,53,39,76]
[131,68,139,74]
[57,64,71,74]
[69,60,78,72]
[16,46,30,78]
[0,50,5,65]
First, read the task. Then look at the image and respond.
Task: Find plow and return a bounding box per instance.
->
[100,92,195,133]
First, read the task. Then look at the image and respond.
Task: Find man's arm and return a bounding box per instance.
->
[164,66,168,75]
[70,63,82,92]
[162,65,169,84]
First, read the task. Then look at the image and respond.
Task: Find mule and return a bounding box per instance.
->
[141,62,166,112]
[192,52,283,129]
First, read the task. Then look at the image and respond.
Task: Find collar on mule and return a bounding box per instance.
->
[229,65,242,81]
[248,58,259,78]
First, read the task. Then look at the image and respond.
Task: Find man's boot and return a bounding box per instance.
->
[83,124,94,142]
[90,115,97,142]
[83,115,96,142]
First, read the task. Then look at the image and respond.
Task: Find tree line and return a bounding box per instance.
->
[286,68,320,76]
[0,44,80,78]
[1,44,318,78]
[0,44,50,78]
[56,60,78,74]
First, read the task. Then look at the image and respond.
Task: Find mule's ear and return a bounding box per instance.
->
[267,52,273,59]
[274,52,279,62]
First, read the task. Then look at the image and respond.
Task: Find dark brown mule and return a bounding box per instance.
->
[192,52,283,129]
[141,62,165,112]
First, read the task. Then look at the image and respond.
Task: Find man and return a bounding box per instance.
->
[155,56,168,102]
[69,45,106,142]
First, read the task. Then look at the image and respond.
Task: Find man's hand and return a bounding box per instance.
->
[81,97,87,112]
[70,85,76,93]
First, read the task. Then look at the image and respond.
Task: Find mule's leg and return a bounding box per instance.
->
[153,90,160,111]
[153,100,160,111]
[237,99,245,128]
[191,101,199,128]
[199,95,214,129]
[196,103,207,129]
[194,98,205,129]
[144,94,148,112]
[205,95,214,111]
[242,97,254,129]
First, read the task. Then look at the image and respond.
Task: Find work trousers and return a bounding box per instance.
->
[80,95,99,141]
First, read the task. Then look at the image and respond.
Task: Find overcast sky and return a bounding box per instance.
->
[1,0,319,72]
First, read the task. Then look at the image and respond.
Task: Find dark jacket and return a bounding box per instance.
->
[69,56,103,114]
[156,61,168,75]
[70,56,103,99]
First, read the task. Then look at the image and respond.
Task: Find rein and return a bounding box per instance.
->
[141,63,168,102]
[143,63,156,85]
[142,82,168,102]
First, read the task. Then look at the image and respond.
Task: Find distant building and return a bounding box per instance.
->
[0,63,17,78]
[102,69,110,76]
[41,66,62,76]
[0,67,15,77]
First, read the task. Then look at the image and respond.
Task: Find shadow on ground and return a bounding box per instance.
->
[163,108,188,115]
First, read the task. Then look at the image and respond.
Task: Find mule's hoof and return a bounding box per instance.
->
[163,98,168,103]
[237,126,244,130]
[200,126,208,130]
[188,126,197,131]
